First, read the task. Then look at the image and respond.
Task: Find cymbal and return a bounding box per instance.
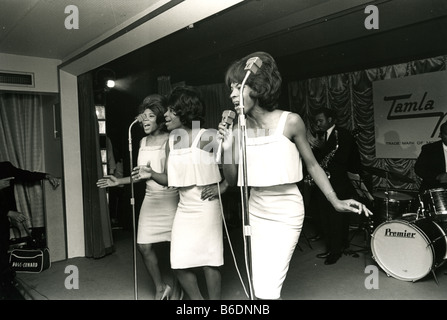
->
[361,165,415,183]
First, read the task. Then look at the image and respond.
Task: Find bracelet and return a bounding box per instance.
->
[325,190,336,198]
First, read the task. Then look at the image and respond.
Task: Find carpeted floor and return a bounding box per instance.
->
[11,215,447,301]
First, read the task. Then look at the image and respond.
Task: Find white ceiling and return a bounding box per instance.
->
[0,0,398,63]
[0,0,171,60]
[1,0,446,80]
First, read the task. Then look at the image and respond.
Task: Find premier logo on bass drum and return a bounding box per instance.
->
[384,228,416,238]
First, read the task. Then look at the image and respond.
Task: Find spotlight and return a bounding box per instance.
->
[106,80,115,88]
[95,67,116,91]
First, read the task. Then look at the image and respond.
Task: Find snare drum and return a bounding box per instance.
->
[371,215,447,282]
[372,191,413,223]
[424,188,447,222]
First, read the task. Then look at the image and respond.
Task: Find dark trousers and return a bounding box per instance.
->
[1,217,15,291]
[314,190,350,255]
[0,217,10,278]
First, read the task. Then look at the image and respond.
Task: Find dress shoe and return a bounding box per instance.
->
[316,252,331,259]
[324,253,341,265]
[309,235,322,242]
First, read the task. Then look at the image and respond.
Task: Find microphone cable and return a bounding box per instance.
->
[216,181,250,299]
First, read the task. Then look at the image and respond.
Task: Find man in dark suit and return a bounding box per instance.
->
[414,122,447,192]
[310,107,362,265]
[0,161,59,300]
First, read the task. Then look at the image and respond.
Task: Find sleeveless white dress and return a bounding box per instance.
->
[136,137,179,244]
[238,111,304,299]
[168,129,223,269]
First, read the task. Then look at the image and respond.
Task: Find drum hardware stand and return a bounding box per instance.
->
[345,216,374,265]
[384,172,391,221]
[296,232,312,252]
[431,270,440,285]
[417,194,427,219]
[346,173,374,263]
[429,250,445,285]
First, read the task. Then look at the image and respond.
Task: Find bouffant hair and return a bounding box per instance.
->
[225,51,282,111]
[167,86,205,128]
[138,94,168,128]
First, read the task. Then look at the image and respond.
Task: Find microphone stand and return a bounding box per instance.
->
[128,119,139,300]
[238,70,254,301]
[385,172,390,221]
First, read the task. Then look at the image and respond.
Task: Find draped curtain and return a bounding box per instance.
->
[288,55,447,191]
[157,76,172,96]
[0,93,45,232]
[156,77,233,130]
[78,73,114,258]
[196,83,234,129]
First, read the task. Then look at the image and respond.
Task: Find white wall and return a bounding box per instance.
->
[0,0,244,260]
[58,0,243,259]
[59,70,85,258]
[0,53,60,93]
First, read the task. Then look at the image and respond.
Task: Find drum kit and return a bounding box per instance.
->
[361,166,447,283]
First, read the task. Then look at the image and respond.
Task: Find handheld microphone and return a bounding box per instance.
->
[216,110,236,162]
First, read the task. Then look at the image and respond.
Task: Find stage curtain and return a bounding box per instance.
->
[288,55,447,191]
[0,93,45,232]
[78,72,114,258]
[157,76,172,96]
[196,83,234,130]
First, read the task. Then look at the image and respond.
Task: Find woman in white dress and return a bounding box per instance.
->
[218,52,372,300]
[97,94,180,300]
[133,86,229,300]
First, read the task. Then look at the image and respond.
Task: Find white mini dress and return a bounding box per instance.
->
[238,111,304,299]
[136,137,179,244]
[168,129,223,269]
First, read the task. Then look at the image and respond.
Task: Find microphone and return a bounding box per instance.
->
[244,56,262,74]
[129,114,145,127]
[135,114,145,123]
[237,57,263,116]
[216,110,236,162]
[128,114,145,152]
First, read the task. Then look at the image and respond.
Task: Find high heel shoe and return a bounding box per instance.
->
[160,284,172,300]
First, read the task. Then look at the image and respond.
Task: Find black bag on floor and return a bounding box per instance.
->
[9,248,50,273]
[8,223,50,273]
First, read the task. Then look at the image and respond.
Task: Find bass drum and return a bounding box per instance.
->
[371,214,447,282]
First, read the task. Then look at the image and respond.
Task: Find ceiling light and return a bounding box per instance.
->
[106,80,115,88]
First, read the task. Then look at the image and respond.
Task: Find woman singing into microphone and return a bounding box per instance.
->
[97,94,181,300]
[218,51,372,300]
[133,86,229,300]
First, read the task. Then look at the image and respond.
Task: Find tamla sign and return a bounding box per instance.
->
[373,71,447,159]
